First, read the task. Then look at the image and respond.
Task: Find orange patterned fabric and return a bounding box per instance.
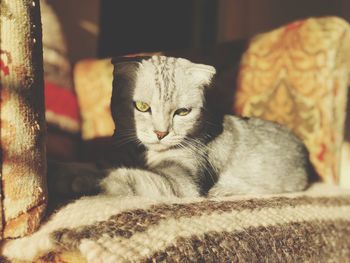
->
[234,17,350,184]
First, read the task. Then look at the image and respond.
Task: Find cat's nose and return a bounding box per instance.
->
[154,130,169,140]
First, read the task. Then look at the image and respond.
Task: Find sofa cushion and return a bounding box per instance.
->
[74,59,115,140]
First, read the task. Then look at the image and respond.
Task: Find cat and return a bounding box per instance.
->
[50,55,310,199]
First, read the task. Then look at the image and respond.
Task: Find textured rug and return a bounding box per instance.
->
[1,183,350,262]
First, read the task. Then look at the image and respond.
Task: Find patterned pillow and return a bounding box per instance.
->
[234,17,350,184]
[74,59,115,140]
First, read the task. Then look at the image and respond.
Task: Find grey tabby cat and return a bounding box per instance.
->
[50,56,310,198]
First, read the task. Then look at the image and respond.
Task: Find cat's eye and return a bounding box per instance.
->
[174,108,191,116]
[134,101,151,112]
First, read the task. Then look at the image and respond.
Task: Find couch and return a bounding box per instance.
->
[0,1,349,262]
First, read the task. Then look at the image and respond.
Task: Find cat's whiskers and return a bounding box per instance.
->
[188,138,217,171]
[181,137,217,185]
[113,139,138,149]
[113,132,141,148]
[182,147,214,185]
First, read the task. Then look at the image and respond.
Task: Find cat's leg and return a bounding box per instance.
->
[208,178,249,197]
[208,166,308,197]
[100,167,200,198]
[207,171,265,197]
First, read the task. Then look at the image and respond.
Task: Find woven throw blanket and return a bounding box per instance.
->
[1,183,350,262]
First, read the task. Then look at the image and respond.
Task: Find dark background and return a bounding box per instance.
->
[50,0,350,63]
[98,0,217,57]
[98,0,350,57]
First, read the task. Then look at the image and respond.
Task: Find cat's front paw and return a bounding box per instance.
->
[207,184,240,197]
[99,168,135,196]
[48,161,104,197]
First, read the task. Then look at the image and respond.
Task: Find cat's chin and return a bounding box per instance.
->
[143,142,173,152]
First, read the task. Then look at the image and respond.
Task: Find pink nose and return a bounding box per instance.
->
[154,130,169,140]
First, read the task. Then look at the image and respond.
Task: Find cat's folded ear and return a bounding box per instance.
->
[111,57,149,77]
[186,64,216,88]
[111,61,141,77]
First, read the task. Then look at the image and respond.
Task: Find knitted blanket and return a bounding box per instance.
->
[1,183,350,262]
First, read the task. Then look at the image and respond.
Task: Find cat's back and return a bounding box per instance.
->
[221,115,304,151]
[207,115,309,194]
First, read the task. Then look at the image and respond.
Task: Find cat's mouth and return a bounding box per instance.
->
[139,132,183,151]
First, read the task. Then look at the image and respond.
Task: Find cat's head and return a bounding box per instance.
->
[111,56,216,151]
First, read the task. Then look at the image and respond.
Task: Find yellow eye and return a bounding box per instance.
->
[175,108,191,116]
[134,101,151,112]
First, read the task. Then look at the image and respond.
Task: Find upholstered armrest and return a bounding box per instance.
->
[0,0,47,238]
